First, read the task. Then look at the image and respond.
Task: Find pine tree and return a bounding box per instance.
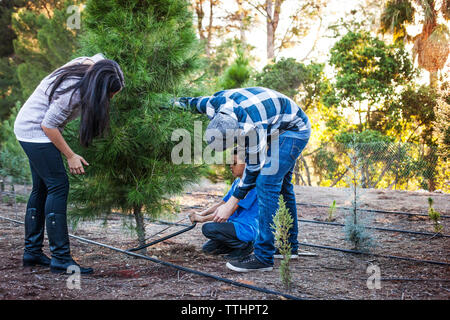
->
[343,139,375,252]
[0,57,21,121]
[66,0,205,251]
[220,46,251,89]
[271,195,293,290]
[0,102,31,185]
[427,197,443,234]
[0,1,76,121]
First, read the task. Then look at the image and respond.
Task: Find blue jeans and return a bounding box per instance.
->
[202,222,248,250]
[253,134,309,266]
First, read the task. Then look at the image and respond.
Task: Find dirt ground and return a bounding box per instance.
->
[0,179,449,300]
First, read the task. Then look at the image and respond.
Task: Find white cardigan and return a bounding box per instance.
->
[14,53,105,143]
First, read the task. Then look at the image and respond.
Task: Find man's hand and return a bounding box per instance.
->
[170,98,190,109]
[67,154,89,175]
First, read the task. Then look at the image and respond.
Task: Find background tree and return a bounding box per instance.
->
[192,0,221,57]
[0,0,36,58]
[248,0,324,61]
[255,57,327,111]
[67,0,206,251]
[0,0,29,121]
[255,57,331,186]
[386,84,441,190]
[0,55,21,121]
[327,31,415,130]
[434,82,450,161]
[12,0,82,99]
[226,0,252,45]
[0,102,31,187]
[380,0,450,87]
[219,46,252,89]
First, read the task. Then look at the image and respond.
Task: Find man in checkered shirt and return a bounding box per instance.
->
[176,87,311,272]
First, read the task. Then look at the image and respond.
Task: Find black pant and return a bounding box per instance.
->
[202,222,248,250]
[19,141,70,255]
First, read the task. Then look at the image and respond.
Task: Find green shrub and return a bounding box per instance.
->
[271,195,294,290]
[428,198,443,233]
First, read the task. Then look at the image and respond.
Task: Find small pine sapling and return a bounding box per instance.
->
[328,200,337,222]
[343,141,375,252]
[428,198,443,233]
[271,195,294,291]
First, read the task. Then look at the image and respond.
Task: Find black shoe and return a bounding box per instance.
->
[202,240,233,255]
[50,258,93,274]
[23,251,51,267]
[226,254,273,272]
[224,243,254,260]
[46,212,93,275]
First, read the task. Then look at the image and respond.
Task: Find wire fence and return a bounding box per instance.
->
[294,140,449,193]
[0,138,448,218]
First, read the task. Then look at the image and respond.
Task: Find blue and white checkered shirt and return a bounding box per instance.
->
[181,87,311,199]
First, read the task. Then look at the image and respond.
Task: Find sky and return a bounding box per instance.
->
[215,0,373,68]
[208,0,448,81]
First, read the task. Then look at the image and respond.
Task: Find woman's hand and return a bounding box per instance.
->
[67,154,89,175]
[41,126,88,175]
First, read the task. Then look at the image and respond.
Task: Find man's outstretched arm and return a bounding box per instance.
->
[173,96,213,115]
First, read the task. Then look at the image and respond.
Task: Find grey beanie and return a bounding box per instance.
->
[205,112,239,151]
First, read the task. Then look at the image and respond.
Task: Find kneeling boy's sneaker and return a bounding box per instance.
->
[226,254,273,272]
[273,249,318,259]
[202,240,232,255]
[224,242,254,261]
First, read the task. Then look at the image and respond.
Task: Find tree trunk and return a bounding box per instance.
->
[388,174,398,190]
[266,3,275,61]
[330,168,349,187]
[293,161,300,185]
[264,0,283,61]
[300,155,311,186]
[370,162,390,189]
[363,165,370,188]
[194,0,214,57]
[267,29,274,61]
[425,147,437,192]
[236,0,246,44]
[429,71,438,89]
[194,1,205,41]
[133,205,146,254]
[206,0,214,57]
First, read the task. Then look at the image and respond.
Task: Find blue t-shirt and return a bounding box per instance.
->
[223,178,259,242]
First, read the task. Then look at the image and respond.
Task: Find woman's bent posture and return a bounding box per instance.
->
[14,54,124,274]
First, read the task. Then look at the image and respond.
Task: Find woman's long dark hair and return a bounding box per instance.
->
[47,59,125,147]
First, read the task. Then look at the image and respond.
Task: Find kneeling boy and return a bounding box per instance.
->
[189,148,258,260]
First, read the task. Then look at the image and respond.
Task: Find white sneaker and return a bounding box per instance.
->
[274,250,318,259]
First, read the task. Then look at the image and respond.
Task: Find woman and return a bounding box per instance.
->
[14,54,124,274]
